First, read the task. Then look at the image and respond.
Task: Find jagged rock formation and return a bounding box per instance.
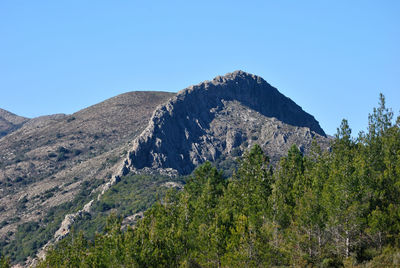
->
[124,70,328,175]
[0,108,29,138]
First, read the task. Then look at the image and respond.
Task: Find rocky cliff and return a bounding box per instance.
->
[124,70,328,175]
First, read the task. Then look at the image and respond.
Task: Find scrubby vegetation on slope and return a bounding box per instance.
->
[70,173,185,240]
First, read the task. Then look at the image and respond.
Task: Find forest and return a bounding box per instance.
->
[2,94,400,267]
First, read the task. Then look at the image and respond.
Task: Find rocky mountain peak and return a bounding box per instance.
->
[175,71,325,136]
[123,71,328,175]
[210,70,257,84]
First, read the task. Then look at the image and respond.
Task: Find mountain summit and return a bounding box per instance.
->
[203,70,325,135]
[123,70,327,175]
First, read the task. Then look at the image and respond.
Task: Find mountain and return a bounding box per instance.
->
[0,108,29,138]
[0,71,330,265]
[122,70,327,175]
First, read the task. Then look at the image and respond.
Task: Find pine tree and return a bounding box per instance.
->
[364,94,400,250]
[322,119,368,260]
[272,144,305,230]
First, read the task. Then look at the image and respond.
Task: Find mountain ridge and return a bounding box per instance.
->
[0,108,29,138]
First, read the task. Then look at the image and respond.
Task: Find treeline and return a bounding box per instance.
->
[2,94,399,267]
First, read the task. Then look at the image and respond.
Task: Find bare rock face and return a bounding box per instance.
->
[126,70,328,175]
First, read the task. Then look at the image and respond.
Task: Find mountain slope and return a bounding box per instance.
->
[0,91,175,246]
[0,108,29,138]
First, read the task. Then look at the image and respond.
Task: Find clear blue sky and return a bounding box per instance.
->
[1,1,399,136]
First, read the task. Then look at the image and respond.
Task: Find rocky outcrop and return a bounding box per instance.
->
[123,70,328,175]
